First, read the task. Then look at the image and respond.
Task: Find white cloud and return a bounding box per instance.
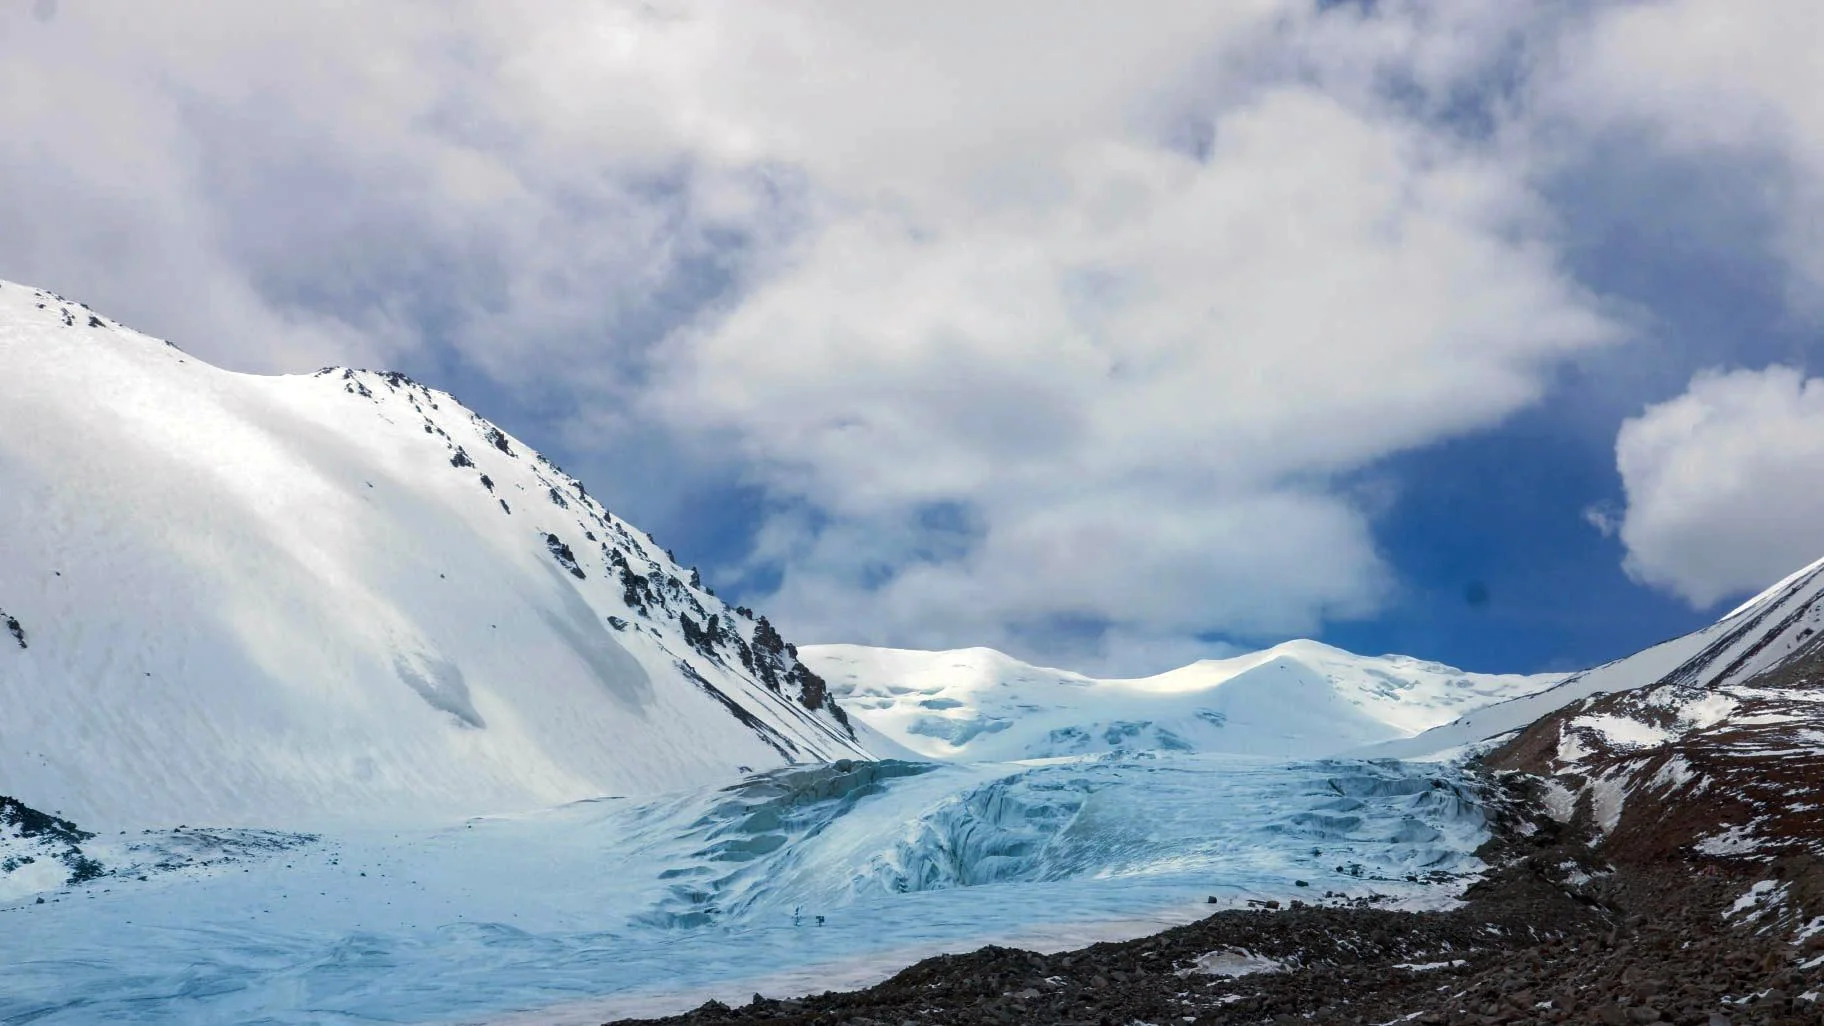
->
[1582,501,1620,539]
[657,81,1616,667]
[0,1,1634,671]
[1548,0,1824,312]
[1612,366,1824,608]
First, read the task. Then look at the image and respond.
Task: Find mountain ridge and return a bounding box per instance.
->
[0,279,865,830]
[801,638,1565,761]
[1367,553,1824,761]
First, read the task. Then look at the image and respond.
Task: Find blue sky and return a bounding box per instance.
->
[5,1,1824,675]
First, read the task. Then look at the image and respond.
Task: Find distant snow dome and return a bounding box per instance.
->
[800,640,1564,762]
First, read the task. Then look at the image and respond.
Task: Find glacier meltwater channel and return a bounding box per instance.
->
[0,753,1491,1025]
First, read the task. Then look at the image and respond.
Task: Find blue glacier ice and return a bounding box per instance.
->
[0,753,1492,1025]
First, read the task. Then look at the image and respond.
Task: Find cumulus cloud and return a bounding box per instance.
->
[1612,366,1824,608]
[660,83,1617,663]
[0,1,1637,670]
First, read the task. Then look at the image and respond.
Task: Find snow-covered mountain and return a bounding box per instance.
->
[0,280,866,831]
[1470,556,1824,865]
[1371,553,1824,762]
[800,640,1564,761]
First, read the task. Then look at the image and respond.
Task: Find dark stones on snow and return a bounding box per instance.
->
[0,796,91,846]
[1,795,103,886]
[793,665,830,712]
[545,533,586,579]
[332,369,376,399]
[738,617,832,710]
[678,612,724,659]
[614,551,657,613]
[2,610,23,649]
[311,358,859,748]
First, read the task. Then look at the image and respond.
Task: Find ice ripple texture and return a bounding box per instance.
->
[0,754,1491,1025]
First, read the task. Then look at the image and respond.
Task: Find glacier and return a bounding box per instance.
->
[0,754,1496,1025]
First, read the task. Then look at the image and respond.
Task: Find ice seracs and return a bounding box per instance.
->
[801,639,1564,761]
[0,279,864,831]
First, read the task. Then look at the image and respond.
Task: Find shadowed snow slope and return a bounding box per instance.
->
[1371,555,1824,760]
[0,280,865,831]
[800,641,1563,761]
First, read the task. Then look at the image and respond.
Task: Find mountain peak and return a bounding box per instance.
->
[801,640,1563,762]
[0,279,865,830]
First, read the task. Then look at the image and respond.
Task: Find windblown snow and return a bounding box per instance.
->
[0,280,863,831]
[802,641,1565,762]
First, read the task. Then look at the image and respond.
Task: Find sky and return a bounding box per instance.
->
[3,0,1822,676]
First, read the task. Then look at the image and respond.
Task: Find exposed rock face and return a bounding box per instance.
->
[1484,558,1824,871]
[1487,645,1824,869]
[0,795,101,888]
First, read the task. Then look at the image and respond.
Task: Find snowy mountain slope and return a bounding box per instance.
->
[1369,555,1824,761]
[800,641,1564,761]
[1478,557,1824,865]
[0,280,866,831]
[1485,642,1824,864]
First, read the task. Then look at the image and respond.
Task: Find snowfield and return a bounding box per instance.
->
[0,280,862,832]
[803,641,1564,762]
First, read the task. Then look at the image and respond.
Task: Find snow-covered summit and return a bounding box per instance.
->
[0,280,866,830]
[800,639,1564,761]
